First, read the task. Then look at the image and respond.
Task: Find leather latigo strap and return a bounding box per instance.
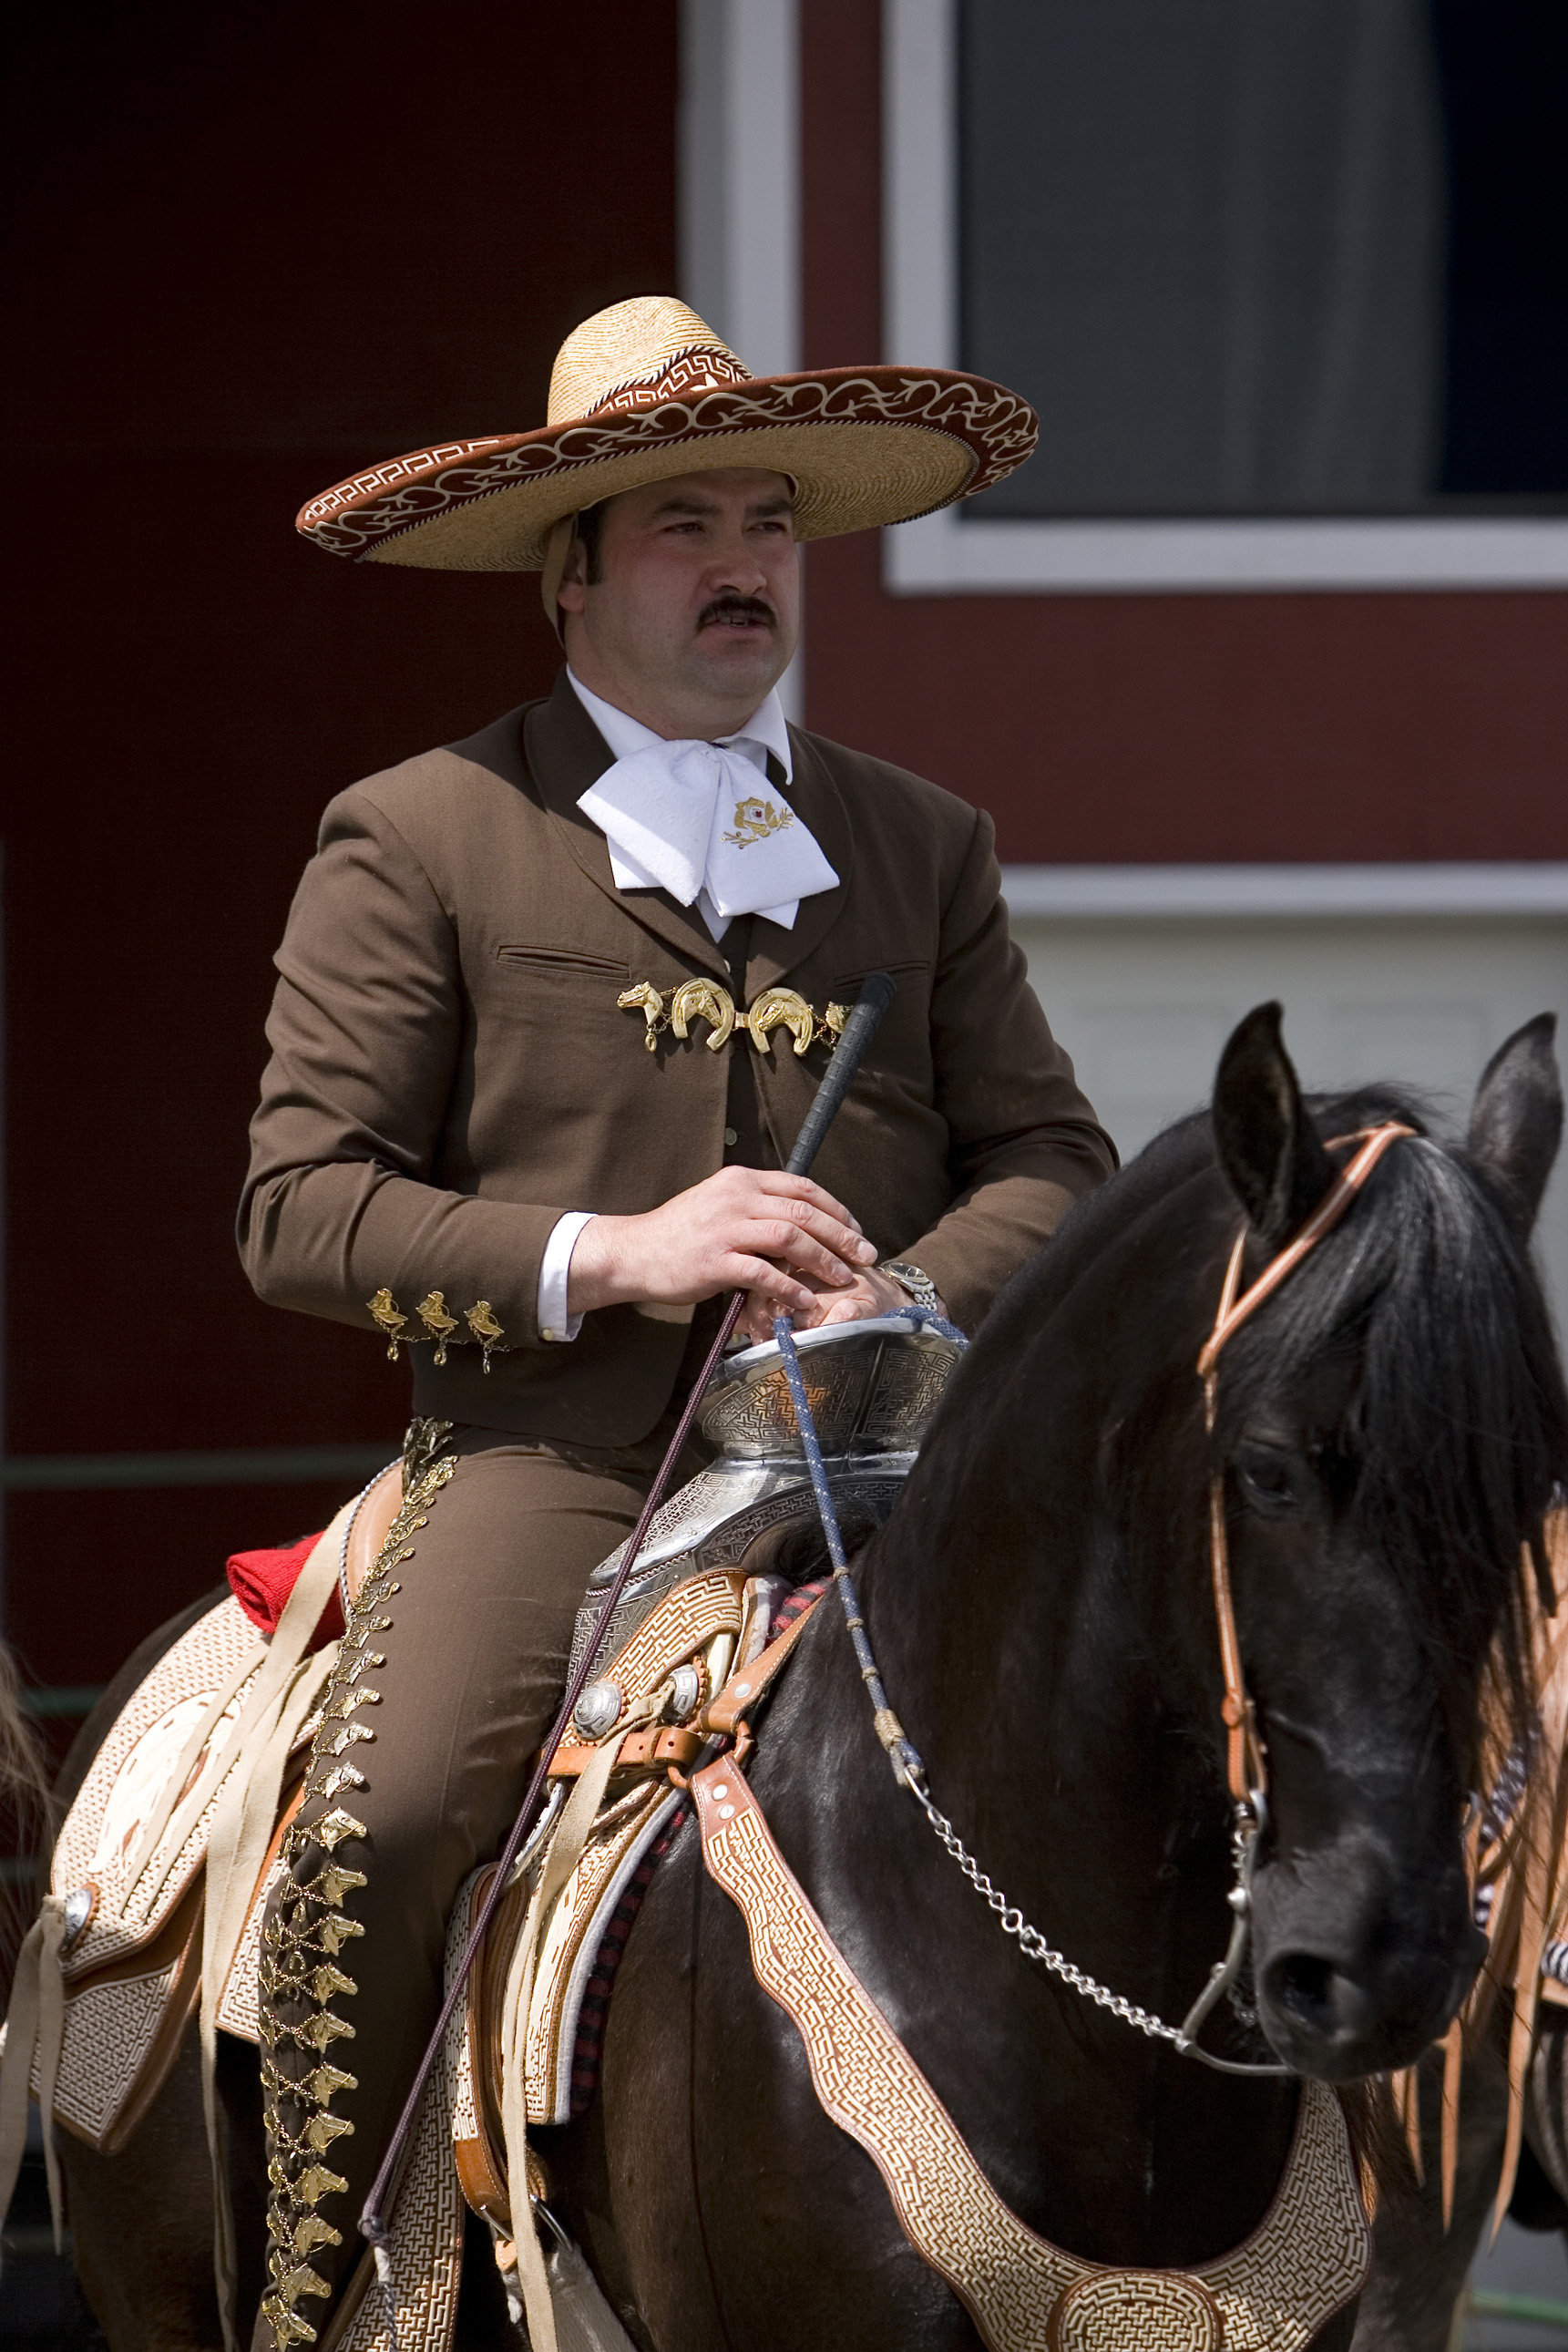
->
[546,1599,824,1782]
[701,1597,822,1739]
[548,1725,706,1780]
[690,1758,1368,2347]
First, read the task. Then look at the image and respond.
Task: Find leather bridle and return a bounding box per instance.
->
[1196,1122,1417,1816]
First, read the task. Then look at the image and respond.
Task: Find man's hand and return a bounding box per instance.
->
[752,1262,946,1344]
[568,1166,877,1327]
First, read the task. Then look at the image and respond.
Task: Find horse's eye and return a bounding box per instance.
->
[1235,1445,1304,1514]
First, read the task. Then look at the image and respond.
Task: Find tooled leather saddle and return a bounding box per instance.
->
[7,1319,958,2177]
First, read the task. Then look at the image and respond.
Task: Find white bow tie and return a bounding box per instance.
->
[579,737,838,938]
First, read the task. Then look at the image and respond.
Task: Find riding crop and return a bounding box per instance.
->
[357,970,896,2254]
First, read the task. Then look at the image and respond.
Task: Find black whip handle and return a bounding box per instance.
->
[785,972,893,1176]
[359,971,892,2246]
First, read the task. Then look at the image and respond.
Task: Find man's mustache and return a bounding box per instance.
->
[698,594,776,630]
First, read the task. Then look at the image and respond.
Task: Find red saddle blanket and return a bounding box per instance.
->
[226,1531,343,1647]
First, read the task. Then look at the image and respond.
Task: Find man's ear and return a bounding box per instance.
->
[1212,1002,1336,1248]
[1467,1013,1563,1238]
[556,538,588,611]
[539,512,579,638]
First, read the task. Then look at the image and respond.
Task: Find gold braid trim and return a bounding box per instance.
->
[257,1424,458,2346]
[402,1416,455,1490]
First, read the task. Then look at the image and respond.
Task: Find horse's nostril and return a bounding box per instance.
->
[1261,1914,1481,2069]
[1266,1946,1430,2052]
[1274,1952,1339,2033]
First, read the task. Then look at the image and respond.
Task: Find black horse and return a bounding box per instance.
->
[41,1004,1568,2348]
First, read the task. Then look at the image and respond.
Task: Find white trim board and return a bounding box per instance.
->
[883,0,1568,596]
[1000,865,1568,920]
[887,511,1568,596]
[679,0,799,378]
[678,0,804,720]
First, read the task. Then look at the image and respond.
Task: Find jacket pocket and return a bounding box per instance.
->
[496,945,630,976]
[832,959,929,992]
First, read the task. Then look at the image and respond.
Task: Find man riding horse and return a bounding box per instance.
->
[245,294,1114,2346]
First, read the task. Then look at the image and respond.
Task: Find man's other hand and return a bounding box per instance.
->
[745,1263,946,1344]
[567,1166,876,1328]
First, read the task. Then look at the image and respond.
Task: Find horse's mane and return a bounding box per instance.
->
[1030,1084,1568,1774]
[1235,1091,1564,1755]
[908,1073,1568,1789]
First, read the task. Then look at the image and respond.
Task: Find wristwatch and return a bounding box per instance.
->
[879,1259,942,1316]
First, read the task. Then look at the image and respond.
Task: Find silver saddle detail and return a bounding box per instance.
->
[566,1314,963,1686]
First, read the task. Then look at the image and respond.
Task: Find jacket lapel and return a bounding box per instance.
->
[523,671,731,981]
[744,726,856,995]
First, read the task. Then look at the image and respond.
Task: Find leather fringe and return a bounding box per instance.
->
[1442,1508,1568,2241]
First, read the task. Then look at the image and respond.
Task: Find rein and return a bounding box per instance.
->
[774,1117,1416,2079]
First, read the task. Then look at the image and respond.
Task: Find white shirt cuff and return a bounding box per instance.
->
[538,1210,597,1342]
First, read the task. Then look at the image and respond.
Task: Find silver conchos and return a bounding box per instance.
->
[664,1664,703,1721]
[573,1680,624,1740]
[61,1886,96,1950]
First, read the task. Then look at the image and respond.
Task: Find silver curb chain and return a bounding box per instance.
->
[907,1772,1292,2077]
[769,1309,1292,2080]
[907,1779,1191,2049]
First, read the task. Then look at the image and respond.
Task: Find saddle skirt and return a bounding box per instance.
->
[0,1460,412,2152]
[2,1445,885,2163]
[448,1568,830,2234]
[5,1593,270,2150]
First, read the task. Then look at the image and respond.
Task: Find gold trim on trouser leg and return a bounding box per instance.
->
[257,1422,457,2348]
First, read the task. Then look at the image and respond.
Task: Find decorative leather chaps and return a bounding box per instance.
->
[252,1412,709,2349]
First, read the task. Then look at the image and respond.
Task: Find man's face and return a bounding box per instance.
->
[558,468,799,737]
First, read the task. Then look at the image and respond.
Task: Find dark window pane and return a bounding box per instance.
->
[1434,0,1568,495]
[958,0,1568,519]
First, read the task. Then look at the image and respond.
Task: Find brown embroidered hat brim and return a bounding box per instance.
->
[295,295,1038,571]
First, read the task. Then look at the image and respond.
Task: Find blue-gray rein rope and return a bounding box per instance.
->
[770,1306,965,1790]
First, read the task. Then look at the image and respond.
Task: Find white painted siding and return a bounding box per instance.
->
[1013,915,1568,1331]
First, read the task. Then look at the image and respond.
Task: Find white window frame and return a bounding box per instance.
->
[999,863,1568,922]
[679,0,804,716]
[885,0,1568,597]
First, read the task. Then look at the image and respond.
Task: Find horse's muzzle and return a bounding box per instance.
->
[1253,1918,1485,2080]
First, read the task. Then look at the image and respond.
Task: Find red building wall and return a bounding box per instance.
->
[2,1,678,1690]
[6,0,1566,1702]
[798,0,1568,865]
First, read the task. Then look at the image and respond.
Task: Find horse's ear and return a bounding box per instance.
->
[1467,1013,1563,1238]
[1212,1002,1336,1248]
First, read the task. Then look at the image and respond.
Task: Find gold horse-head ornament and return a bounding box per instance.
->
[618,981,847,1057]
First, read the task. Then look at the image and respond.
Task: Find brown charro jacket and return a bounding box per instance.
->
[239,670,1115,1444]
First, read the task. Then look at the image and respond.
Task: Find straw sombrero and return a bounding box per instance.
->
[295,294,1038,591]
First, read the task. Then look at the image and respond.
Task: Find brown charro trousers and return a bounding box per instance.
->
[241,672,1114,2344]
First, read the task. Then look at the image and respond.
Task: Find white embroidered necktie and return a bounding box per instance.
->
[579,739,838,935]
